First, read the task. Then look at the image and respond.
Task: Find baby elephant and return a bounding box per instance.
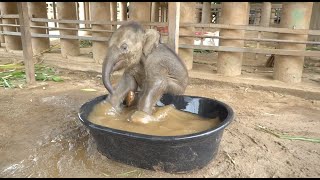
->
[102,21,188,124]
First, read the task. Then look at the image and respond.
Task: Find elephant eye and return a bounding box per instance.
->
[120,43,128,51]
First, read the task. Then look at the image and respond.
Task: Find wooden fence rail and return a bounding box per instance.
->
[0,16,319,58]
[179,44,320,57]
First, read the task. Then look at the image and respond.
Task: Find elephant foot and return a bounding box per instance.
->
[102,100,121,116]
[124,91,136,107]
[129,111,158,124]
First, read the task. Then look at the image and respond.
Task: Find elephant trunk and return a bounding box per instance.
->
[102,46,122,95]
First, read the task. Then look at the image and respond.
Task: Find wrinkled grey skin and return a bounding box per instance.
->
[102,21,188,120]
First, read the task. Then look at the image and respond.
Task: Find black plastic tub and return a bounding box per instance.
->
[78,94,234,173]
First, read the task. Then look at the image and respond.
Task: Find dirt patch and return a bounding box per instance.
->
[0,66,319,178]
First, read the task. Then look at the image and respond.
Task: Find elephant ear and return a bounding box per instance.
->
[143,29,160,56]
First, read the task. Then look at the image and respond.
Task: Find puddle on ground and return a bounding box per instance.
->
[88,102,220,136]
[0,120,146,178]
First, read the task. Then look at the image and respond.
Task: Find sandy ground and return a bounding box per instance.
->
[0,66,319,178]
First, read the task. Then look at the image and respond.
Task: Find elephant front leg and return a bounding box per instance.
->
[104,72,138,114]
[129,79,166,124]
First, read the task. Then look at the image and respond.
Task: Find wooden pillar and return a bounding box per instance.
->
[161,5,165,22]
[18,2,35,84]
[273,2,313,83]
[151,2,160,22]
[270,8,275,25]
[254,9,261,25]
[201,2,212,24]
[119,2,127,21]
[179,2,196,70]
[84,2,90,28]
[27,2,50,55]
[163,5,167,22]
[90,2,111,64]
[260,2,272,27]
[168,2,180,53]
[0,11,4,44]
[57,2,80,58]
[128,2,151,27]
[217,2,249,76]
[52,2,57,27]
[196,4,201,23]
[0,2,22,50]
[308,2,320,42]
[110,2,117,30]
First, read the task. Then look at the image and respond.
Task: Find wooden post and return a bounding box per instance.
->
[201,2,212,24]
[254,9,261,26]
[179,2,196,70]
[110,2,117,30]
[84,2,90,28]
[57,2,80,58]
[255,31,261,60]
[258,2,271,60]
[161,4,165,22]
[17,2,35,84]
[76,2,80,21]
[273,2,314,83]
[168,2,180,53]
[217,2,249,76]
[151,2,160,22]
[90,2,111,64]
[163,4,167,22]
[0,10,4,44]
[28,2,50,55]
[308,2,320,42]
[270,8,275,25]
[0,2,22,50]
[52,2,57,27]
[119,2,127,21]
[260,2,272,27]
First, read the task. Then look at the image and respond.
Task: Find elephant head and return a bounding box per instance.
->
[102,21,160,95]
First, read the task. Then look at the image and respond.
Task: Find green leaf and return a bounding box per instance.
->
[35,73,48,81]
[52,76,63,82]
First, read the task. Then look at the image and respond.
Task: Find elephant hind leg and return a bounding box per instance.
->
[137,79,167,115]
[130,79,167,124]
[166,80,187,95]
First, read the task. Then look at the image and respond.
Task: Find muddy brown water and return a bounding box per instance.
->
[88,101,220,136]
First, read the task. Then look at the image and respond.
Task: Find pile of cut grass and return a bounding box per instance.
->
[0,63,63,88]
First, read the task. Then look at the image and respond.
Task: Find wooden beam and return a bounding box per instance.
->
[179,44,320,57]
[179,34,320,45]
[31,18,168,26]
[0,14,19,18]
[30,18,320,36]
[17,2,35,84]
[168,2,180,53]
